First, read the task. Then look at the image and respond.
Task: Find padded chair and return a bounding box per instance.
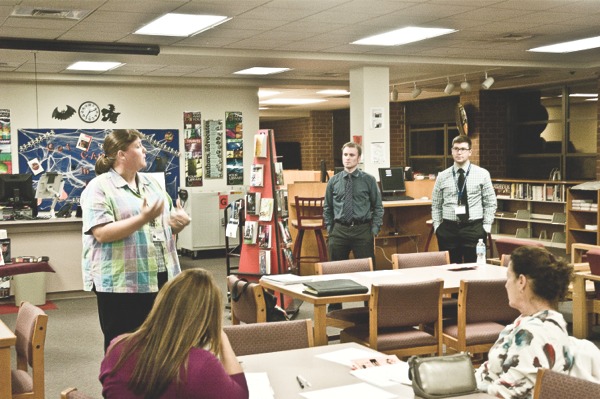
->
[291,196,328,274]
[443,279,520,358]
[340,279,444,358]
[315,258,373,334]
[226,275,267,324]
[500,254,511,267]
[223,319,313,356]
[391,251,450,269]
[60,388,96,399]
[494,237,543,259]
[11,301,48,399]
[533,368,600,399]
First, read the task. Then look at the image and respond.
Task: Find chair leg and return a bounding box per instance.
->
[314,229,328,262]
[424,225,434,252]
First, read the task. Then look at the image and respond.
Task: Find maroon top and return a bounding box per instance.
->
[0,261,55,278]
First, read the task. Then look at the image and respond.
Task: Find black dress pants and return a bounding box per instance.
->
[435,220,485,264]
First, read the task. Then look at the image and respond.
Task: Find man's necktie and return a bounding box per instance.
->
[457,168,469,221]
[341,175,353,223]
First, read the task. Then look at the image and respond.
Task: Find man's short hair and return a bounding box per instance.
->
[342,141,362,157]
[452,135,471,149]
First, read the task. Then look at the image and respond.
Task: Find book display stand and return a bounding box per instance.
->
[238,129,294,288]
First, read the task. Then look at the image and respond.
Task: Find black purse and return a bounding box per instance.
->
[231,279,288,322]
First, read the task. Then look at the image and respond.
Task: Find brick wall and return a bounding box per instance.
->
[390,102,406,166]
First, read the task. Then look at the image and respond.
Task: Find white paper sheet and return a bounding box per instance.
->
[300,382,396,399]
[315,347,381,367]
[245,372,274,399]
[350,362,411,387]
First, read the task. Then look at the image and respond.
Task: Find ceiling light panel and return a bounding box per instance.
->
[67,61,123,71]
[135,14,231,37]
[352,27,457,46]
[234,67,291,75]
[529,35,600,53]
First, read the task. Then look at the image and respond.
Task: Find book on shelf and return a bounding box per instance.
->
[229,199,242,223]
[276,189,288,218]
[250,164,264,187]
[254,132,268,158]
[279,219,292,244]
[243,221,258,244]
[258,224,272,249]
[259,198,274,221]
[258,250,271,274]
[274,162,284,186]
[245,192,261,216]
[493,183,511,198]
[225,222,238,238]
[281,247,295,272]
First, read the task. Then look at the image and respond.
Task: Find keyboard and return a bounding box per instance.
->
[383,195,414,202]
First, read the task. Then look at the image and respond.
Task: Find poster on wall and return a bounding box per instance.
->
[0,109,12,174]
[18,128,180,211]
[225,111,243,185]
[183,111,203,187]
[204,119,224,179]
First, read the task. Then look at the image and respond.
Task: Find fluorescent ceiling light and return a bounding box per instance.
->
[258,90,280,98]
[135,13,230,37]
[67,61,123,71]
[317,90,350,95]
[529,35,600,53]
[260,98,326,105]
[259,107,270,110]
[235,67,291,75]
[352,27,456,46]
[569,93,597,98]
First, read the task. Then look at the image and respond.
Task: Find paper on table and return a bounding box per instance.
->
[299,382,396,399]
[350,362,411,387]
[315,347,381,367]
[260,274,315,285]
[245,372,274,399]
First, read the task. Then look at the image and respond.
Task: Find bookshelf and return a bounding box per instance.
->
[566,188,600,253]
[492,179,581,252]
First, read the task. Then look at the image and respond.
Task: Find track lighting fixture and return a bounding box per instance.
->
[481,71,495,90]
[411,82,422,99]
[390,85,399,102]
[460,75,471,92]
[444,78,455,95]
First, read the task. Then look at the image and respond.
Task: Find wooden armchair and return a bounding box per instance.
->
[60,388,96,399]
[226,275,266,324]
[391,251,450,269]
[533,368,600,399]
[11,301,48,399]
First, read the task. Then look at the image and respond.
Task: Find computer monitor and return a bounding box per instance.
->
[35,172,65,218]
[0,173,37,217]
[378,167,406,194]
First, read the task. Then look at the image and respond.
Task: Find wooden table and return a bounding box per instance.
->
[239,341,493,398]
[260,263,507,346]
[0,318,16,399]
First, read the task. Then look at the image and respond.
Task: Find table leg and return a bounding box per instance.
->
[0,346,11,399]
[572,274,588,339]
[313,304,328,346]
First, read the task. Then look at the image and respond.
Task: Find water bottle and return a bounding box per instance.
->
[476,238,486,265]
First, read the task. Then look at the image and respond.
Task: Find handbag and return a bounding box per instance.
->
[231,279,288,322]
[408,353,478,399]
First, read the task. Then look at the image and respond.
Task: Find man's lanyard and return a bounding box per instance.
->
[452,163,471,201]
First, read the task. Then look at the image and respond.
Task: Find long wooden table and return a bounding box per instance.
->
[572,272,600,339]
[239,341,493,398]
[260,263,508,346]
[0,319,16,399]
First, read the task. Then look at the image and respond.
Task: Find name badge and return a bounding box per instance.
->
[455,205,466,215]
[152,229,165,242]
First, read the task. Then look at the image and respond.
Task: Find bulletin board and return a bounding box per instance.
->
[18,128,180,211]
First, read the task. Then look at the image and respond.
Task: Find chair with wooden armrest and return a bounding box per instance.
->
[500,254,511,267]
[223,319,313,356]
[11,301,48,399]
[226,275,267,324]
[391,251,450,269]
[533,368,600,399]
[340,279,443,358]
[314,258,373,337]
[443,279,519,359]
[494,237,543,259]
[571,243,600,264]
[60,388,97,399]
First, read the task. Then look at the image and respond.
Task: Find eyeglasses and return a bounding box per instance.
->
[452,147,471,153]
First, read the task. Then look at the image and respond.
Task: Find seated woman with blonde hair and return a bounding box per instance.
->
[100,269,248,399]
[475,246,574,399]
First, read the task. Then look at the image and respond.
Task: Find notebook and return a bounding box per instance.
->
[302,279,368,296]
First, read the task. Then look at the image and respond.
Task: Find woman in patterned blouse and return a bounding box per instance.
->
[475,246,573,399]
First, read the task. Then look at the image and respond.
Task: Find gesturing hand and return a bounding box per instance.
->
[141,197,165,223]
[169,199,191,229]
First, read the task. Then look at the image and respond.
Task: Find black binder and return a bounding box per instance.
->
[302,279,368,297]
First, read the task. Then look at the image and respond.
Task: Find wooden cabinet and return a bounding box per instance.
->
[566,188,600,253]
[492,179,580,253]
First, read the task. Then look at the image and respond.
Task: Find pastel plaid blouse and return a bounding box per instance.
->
[81,169,180,293]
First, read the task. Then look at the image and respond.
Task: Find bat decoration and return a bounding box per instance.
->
[101,104,120,124]
[52,105,76,120]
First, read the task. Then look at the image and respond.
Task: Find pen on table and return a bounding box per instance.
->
[298,375,311,388]
[296,375,305,389]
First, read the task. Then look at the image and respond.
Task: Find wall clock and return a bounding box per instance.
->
[78,101,100,123]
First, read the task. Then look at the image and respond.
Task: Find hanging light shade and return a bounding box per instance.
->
[411,82,421,98]
[481,72,495,90]
[444,78,455,95]
[390,86,399,102]
[461,75,471,92]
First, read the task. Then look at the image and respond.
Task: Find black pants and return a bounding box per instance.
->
[95,271,168,351]
[327,223,376,267]
[435,220,486,264]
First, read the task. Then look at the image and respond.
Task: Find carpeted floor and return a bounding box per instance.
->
[0,300,57,314]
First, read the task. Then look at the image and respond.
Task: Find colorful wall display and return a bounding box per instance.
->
[183,111,203,187]
[226,111,243,185]
[204,119,224,179]
[18,128,180,210]
[0,109,12,174]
